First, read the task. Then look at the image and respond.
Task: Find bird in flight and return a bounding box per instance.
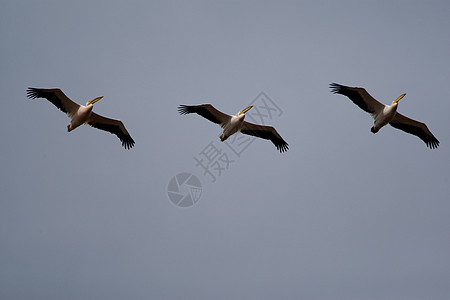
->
[178,104,288,152]
[330,83,439,149]
[27,88,135,149]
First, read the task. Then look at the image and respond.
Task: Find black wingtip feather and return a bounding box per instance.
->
[426,139,439,149]
[119,135,135,150]
[122,138,135,150]
[26,87,41,99]
[329,83,343,94]
[277,142,289,153]
[178,105,192,115]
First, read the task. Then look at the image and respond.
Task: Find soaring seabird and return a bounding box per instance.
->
[27,88,135,149]
[330,83,439,149]
[178,104,288,152]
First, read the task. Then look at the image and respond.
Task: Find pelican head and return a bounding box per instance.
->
[392,93,406,105]
[87,96,103,106]
[238,105,253,115]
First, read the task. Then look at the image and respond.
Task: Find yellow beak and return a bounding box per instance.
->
[239,105,253,115]
[88,96,103,105]
[393,93,406,104]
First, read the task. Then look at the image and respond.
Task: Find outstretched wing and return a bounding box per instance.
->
[330,83,385,115]
[87,112,135,149]
[178,104,231,128]
[241,121,289,153]
[27,88,80,117]
[389,113,439,149]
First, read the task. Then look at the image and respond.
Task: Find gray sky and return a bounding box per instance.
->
[1,1,449,299]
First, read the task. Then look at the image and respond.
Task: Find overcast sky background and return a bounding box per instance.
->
[1,1,449,299]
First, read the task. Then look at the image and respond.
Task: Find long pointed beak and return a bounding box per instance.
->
[88,96,103,105]
[239,105,253,115]
[393,93,406,104]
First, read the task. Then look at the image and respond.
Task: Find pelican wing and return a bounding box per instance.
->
[178,104,231,127]
[241,121,289,152]
[27,88,80,117]
[87,113,135,149]
[330,83,385,114]
[389,113,439,149]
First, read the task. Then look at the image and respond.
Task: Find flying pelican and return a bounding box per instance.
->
[26,88,135,149]
[330,83,439,149]
[178,104,289,152]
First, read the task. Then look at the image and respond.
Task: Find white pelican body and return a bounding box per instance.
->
[178,104,289,152]
[221,113,245,141]
[330,83,439,149]
[68,104,94,132]
[371,102,398,133]
[27,88,135,149]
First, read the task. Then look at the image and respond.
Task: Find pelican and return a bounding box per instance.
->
[178,104,288,152]
[330,83,439,149]
[26,88,135,149]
